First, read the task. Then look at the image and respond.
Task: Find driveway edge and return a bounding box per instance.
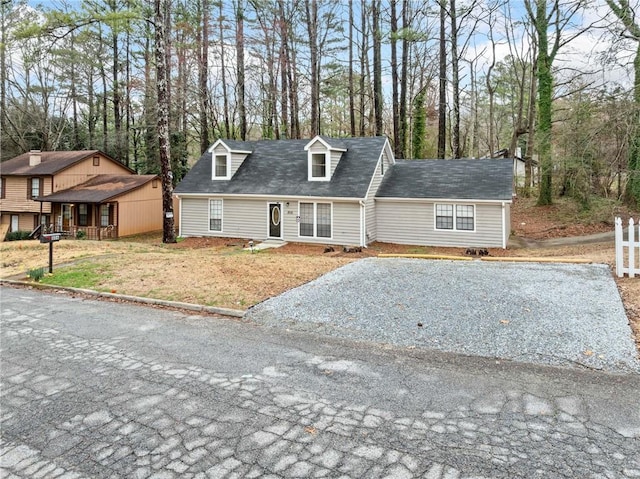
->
[0,279,246,318]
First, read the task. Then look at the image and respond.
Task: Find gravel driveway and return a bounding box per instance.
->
[246,258,639,373]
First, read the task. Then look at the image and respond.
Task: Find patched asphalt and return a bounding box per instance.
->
[246,258,639,373]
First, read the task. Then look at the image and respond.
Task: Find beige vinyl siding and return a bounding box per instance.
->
[53,154,131,191]
[504,202,511,246]
[115,182,163,237]
[284,200,360,245]
[0,176,52,213]
[180,196,362,245]
[363,155,388,243]
[329,150,342,177]
[180,197,267,239]
[376,200,506,248]
[230,152,247,177]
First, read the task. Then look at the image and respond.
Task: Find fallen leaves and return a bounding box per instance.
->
[304,426,317,435]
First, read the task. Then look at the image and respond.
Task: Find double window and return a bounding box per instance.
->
[435,204,475,231]
[209,199,223,232]
[299,202,331,238]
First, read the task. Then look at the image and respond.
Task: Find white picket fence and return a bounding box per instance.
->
[615,217,640,278]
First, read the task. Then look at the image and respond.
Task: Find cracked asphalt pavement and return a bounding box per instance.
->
[1,286,639,478]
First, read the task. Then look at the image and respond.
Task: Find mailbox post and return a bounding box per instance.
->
[40,233,61,273]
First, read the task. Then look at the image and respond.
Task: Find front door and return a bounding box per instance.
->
[268,203,282,238]
[62,204,72,230]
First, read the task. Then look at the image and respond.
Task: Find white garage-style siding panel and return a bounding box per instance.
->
[222,199,268,238]
[376,200,506,248]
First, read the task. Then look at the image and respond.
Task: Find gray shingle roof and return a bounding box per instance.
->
[174,136,389,198]
[376,159,513,201]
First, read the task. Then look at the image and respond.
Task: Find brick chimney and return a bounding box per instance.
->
[29,150,42,166]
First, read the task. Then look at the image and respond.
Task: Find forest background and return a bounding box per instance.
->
[1,0,639,214]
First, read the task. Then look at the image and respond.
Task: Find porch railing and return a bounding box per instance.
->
[52,225,118,240]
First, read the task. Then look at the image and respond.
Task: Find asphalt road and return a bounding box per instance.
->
[1,286,639,478]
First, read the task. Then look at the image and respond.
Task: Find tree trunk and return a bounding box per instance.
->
[197,0,209,152]
[278,0,289,139]
[219,1,231,139]
[359,0,367,136]
[236,0,246,140]
[437,0,447,158]
[155,0,176,244]
[450,0,460,158]
[306,0,320,136]
[399,0,409,158]
[391,0,399,151]
[372,0,383,136]
[534,0,553,205]
[348,0,356,137]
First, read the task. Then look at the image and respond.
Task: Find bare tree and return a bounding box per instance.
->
[155,0,176,243]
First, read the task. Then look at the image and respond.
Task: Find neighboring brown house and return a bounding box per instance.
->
[0,150,163,239]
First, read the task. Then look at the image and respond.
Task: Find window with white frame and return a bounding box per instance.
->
[435,204,474,231]
[213,154,228,179]
[310,152,328,180]
[209,199,223,231]
[299,202,331,238]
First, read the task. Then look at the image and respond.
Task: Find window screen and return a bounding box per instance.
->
[435,204,453,229]
[215,155,227,177]
[456,205,474,230]
[299,203,314,236]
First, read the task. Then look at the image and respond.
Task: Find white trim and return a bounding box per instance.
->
[308,151,331,182]
[212,152,231,180]
[376,197,511,204]
[174,193,363,202]
[207,138,252,154]
[178,196,183,237]
[298,201,333,240]
[266,201,284,239]
[360,200,366,247]
[433,203,476,233]
[501,201,507,249]
[303,136,347,152]
[208,198,223,232]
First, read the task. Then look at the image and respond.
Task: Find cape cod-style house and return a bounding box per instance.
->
[173,136,513,248]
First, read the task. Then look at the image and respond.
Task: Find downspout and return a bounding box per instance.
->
[359,200,366,247]
[178,195,182,237]
[501,202,506,249]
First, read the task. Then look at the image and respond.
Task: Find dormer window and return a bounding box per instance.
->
[213,153,230,180]
[311,153,327,178]
[308,152,330,181]
[305,135,346,182]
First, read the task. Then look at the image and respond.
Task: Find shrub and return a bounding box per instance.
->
[5,231,32,241]
[76,230,87,240]
[27,267,46,282]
